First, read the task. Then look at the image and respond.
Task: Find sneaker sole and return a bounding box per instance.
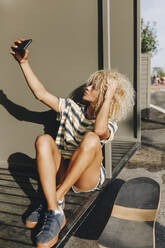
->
[36,217,66,248]
[26,220,38,229]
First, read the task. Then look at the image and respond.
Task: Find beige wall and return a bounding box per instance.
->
[0,0,98,162]
[0,0,141,163]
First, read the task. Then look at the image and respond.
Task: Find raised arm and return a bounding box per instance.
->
[94,82,116,139]
[10,39,59,112]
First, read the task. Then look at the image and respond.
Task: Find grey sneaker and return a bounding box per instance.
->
[26,204,43,228]
[25,199,65,229]
[36,209,66,248]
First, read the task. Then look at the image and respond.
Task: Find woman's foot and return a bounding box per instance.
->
[25,198,65,228]
[26,204,44,228]
[36,208,66,247]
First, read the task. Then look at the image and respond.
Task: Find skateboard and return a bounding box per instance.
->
[97,177,160,248]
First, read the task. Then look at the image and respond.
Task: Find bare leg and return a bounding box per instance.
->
[35,134,62,210]
[57,132,102,201]
[56,159,69,188]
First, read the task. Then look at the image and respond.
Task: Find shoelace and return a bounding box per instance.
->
[36,210,64,238]
[41,214,49,231]
[39,211,60,233]
[34,204,43,217]
[36,213,49,236]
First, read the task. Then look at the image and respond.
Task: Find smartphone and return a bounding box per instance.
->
[12,39,32,53]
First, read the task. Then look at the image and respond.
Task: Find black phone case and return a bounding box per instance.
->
[13,39,32,53]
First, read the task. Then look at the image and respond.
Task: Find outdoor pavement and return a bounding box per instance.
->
[64,90,165,248]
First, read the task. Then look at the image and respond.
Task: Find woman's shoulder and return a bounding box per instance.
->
[60,97,85,114]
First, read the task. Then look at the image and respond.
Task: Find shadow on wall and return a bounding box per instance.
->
[68,83,87,105]
[0,84,87,138]
[0,90,60,139]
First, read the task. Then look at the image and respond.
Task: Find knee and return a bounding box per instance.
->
[81,132,101,152]
[35,134,53,151]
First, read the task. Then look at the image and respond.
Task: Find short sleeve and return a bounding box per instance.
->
[57,98,78,121]
[56,98,68,121]
[58,98,68,112]
[101,121,118,144]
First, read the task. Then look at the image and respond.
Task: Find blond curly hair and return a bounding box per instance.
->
[87,69,135,122]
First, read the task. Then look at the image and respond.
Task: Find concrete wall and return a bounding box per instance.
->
[0,0,98,162]
[141,53,151,110]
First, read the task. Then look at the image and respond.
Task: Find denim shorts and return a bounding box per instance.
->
[72,164,106,193]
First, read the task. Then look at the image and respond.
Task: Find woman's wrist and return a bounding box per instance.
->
[19,59,28,65]
[19,60,29,69]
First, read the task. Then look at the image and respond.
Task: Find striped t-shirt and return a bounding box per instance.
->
[55,98,118,159]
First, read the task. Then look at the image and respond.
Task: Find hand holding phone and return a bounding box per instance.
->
[10,39,32,64]
[12,39,32,53]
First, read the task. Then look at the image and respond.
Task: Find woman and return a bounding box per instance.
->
[10,38,134,248]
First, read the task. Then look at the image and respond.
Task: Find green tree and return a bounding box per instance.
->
[152,67,165,78]
[141,18,159,56]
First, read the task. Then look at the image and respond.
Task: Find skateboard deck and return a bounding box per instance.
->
[97,177,160,248]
